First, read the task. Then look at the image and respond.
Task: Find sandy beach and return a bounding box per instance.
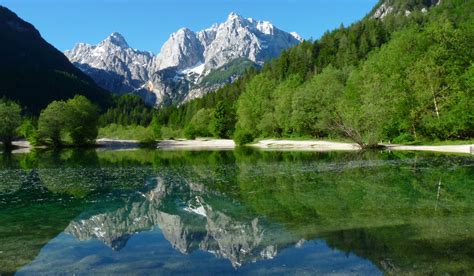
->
[157,139,236,150]
[9,140,34,154]
[253,139,474,154]
[385,144,474,154]
[251,139,361,151]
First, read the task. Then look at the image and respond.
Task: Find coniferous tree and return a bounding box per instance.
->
[211,101,236,139]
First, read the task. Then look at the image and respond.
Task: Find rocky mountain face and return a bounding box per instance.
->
[65,32,154,94]
[372,0,441,19]
[65,13,302,106]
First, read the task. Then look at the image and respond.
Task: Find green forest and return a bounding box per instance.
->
[153,0,474,147]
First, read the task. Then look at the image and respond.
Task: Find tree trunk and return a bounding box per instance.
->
[412,123,418,141]
[331,116,379,149]
[433,96,440,119]
[431,85,440,120]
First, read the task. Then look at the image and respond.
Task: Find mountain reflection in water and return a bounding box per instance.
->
[1,149,473,274]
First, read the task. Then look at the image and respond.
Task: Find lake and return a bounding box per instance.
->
[1,148,473,274]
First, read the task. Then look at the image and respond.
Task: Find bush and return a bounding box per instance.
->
[138,133,157,147]
[18,119,40,146]
[184,125,197,140]
[160,127,183,140]
[233,129,254,146]
[392,133,415,144]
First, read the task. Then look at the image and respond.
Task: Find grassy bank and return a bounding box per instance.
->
[398,139,474,146]
[98,124,154,141]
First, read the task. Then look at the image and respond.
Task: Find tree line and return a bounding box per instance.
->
[99,94,155,127]
[0,96,100,149]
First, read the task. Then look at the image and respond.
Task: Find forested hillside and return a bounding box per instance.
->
[154,0,473,146]
[99,95,155,127]
[0,6,112,114]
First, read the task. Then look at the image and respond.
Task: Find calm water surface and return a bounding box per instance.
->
[0,149,473,274]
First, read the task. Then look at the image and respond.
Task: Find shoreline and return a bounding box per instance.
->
[96,138,141,151]
[4,138,474,155]
[254,139,474,154]
[384,144,474,154]
[157,139,235,150]
[251,139,360,151]
[156,139,474,154]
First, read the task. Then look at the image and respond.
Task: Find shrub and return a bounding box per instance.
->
[18,119,40,146]
[392,133,415,144]
[233,129,254,146]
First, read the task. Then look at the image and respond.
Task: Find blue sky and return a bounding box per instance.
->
[1,0,379,53]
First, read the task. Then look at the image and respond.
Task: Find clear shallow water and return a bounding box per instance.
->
[0,149,473,274]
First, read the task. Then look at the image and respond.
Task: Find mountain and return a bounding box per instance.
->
[371,0,441,19]
[153,12,302,73]
[64,32,154,95]
[0,6,112,114]
[65,13,302,106]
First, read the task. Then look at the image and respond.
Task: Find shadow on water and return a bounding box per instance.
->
[0,148,473,274]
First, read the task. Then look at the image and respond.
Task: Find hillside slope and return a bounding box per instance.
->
[0,6,112,113]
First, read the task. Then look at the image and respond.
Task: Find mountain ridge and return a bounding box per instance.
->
[65,12,302,106]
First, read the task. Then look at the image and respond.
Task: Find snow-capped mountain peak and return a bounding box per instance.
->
[101,32,129,48]
[227,12,244,21]
[65,13,302,107]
